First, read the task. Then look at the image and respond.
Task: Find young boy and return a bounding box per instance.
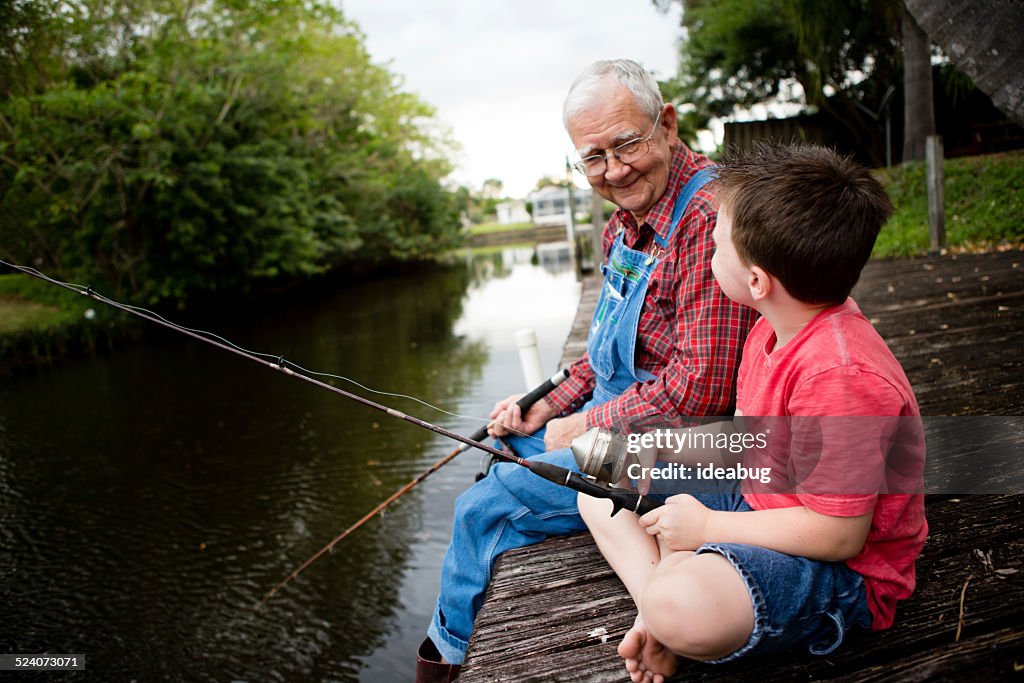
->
[578,143,927,682]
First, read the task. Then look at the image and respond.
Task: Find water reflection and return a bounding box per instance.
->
[0,246,579,681]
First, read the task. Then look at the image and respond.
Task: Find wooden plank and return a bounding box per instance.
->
[833,626,1024,682]
[559,274,600,369]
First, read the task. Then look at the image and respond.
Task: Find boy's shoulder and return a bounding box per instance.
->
[796,298,894,370]
[741,299,918,416]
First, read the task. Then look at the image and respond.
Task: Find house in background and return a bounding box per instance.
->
[495,200,531,225]
[527,185,593,226]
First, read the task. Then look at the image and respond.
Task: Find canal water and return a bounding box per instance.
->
[0,247,580,681]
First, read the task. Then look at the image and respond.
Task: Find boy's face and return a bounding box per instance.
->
[711,204,753,306]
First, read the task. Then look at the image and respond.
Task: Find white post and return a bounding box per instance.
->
[515,328,545,390]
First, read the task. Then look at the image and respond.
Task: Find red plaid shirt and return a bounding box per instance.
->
[546,143,756,430]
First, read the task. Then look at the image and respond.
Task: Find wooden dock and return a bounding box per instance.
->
[460,249,1024,681]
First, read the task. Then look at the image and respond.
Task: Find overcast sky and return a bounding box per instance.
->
[339,0,684,199]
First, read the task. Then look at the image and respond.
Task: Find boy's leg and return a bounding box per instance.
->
[613,552,753,682]
[577,494,661,606]
[641,551,755,660]
[618,617,677,683]
[427,447,587,664]
[580,494,694,683]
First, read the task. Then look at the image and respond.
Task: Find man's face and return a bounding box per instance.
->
[710,204,753,306]
[567,85,677,219]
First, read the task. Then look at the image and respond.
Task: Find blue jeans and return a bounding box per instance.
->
[427,430,586,664]
[687,486,873,661]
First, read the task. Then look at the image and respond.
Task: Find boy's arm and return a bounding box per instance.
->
[652,420,743,466]
[640,496,873,562]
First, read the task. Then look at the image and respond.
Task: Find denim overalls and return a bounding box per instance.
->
[428,169,715,664]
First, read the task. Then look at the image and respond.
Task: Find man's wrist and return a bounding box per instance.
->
[533,397,559,424]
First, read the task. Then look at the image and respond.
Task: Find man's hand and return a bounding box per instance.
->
[638,494,711,552]
[487,395,557,438]
[542,411,589,451]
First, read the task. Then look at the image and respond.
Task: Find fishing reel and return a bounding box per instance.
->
[571,427,640,484]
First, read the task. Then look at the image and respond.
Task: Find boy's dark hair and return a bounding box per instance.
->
[714,143,895,305]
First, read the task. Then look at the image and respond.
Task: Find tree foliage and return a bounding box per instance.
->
[662,0,906,159]
[0,0,462,306]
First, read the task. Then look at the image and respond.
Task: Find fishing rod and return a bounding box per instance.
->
[256,368,663,608]
[3,260,664,599]
[0,259,514,450]
[256,368,569,608]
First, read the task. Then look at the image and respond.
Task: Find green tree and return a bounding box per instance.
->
[534,175,570,190]
[661,0,943,163]
[0,0,461,306]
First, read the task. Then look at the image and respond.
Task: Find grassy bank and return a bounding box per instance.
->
[467,221,533,236]
[0,272,132,373]
[874,149,1024,257]
[463,151,1023,259]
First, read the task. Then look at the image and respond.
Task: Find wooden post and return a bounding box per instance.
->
[926,135,945,251]
[589,188,605,271]
[564,158,581,277]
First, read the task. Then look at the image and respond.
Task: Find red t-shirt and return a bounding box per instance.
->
[738,298,927,630]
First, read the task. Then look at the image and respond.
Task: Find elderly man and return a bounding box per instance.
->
[417,59,755,682]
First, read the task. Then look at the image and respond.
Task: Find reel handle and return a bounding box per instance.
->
[633,493,663,516]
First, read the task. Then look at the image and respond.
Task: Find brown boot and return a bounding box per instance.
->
[415,638,461,683]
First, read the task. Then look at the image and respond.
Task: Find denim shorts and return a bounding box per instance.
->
[652,482,873,663]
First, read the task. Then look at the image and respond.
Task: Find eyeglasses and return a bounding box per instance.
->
[572,110,662,176]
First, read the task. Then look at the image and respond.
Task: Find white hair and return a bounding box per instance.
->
[562,59,664,131]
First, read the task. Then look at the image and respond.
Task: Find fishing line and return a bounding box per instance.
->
[2,259,569,446]
[0,259,566,449]
[3,259,664,605]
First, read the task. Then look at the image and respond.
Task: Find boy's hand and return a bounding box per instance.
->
[638,494,711,551]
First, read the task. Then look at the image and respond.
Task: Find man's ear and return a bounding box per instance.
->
[660,103,678,146]
[748,265,771,302]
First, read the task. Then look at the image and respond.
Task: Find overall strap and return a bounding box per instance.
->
[653,166,717,249]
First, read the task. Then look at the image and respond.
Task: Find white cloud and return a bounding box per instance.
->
[340,0,683,198]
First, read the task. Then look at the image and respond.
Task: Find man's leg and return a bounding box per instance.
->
[427,447,587,664]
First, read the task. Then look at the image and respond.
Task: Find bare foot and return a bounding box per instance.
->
[618,615,678,683]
